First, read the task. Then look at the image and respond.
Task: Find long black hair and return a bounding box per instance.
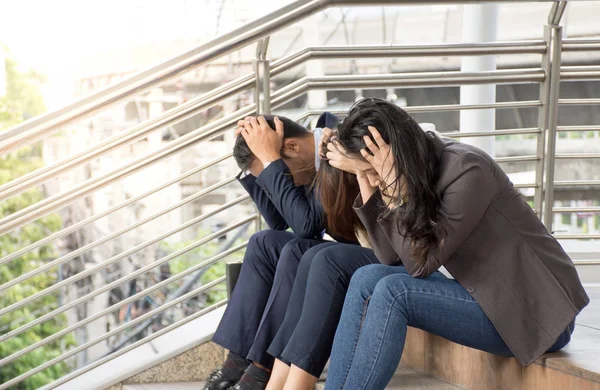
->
[336,98,446,265]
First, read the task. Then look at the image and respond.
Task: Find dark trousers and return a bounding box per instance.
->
[268,244,379,377]
[212,230,328,369]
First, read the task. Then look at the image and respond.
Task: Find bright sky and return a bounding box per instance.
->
[0,0,293,106]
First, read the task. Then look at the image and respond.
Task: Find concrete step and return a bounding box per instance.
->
[398,285,600,390]
[315,366,464,389]
[122,366,462,390]
[118,287,599,390]
[123,383,202,390]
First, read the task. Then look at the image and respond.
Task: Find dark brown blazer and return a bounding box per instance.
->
[353,134,589,366]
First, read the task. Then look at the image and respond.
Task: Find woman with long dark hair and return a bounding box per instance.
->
[319,97,589,389]
[264,115,448,390]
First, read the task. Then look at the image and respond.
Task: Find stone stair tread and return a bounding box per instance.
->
[123,383,202,390]
[122,366,462,390]
[537,285,600,383]
[315,366,464,389]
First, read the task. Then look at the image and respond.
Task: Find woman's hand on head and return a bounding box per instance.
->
[318,127,334,159]
[325,140,372,176]
[360,126,398,192]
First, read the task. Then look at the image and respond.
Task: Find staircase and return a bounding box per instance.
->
[0,0,599,389]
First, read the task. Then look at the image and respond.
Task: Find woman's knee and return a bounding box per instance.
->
[371,273,415,307]
[308,245,352,277]
[348,264,391,296]
[296,243,334,270]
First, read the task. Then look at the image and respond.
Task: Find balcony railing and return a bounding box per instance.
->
[0,0,599,388]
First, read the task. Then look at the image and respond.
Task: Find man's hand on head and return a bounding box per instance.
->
[240,116,284,165]
[235,117,253,136]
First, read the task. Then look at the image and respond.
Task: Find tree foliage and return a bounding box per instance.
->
[0,49,74,390]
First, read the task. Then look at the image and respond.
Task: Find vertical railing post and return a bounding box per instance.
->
[253,37,272,232]
[542,1,567,232]
[534,29,552,218]
[254,37,272,116]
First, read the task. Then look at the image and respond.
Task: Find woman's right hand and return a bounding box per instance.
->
[318,127,334,159]
[325,141,373,176]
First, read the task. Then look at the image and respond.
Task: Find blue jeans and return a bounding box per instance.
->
[325,264,574,390]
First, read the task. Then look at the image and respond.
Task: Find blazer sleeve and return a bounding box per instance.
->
[353,191,402,266]
[237,171,289,231]
[255,159,326,238]
[378,155,498,278]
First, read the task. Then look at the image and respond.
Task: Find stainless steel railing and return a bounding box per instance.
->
[1,0,599,389]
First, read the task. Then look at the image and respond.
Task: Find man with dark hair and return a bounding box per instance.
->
[204,113,344,390]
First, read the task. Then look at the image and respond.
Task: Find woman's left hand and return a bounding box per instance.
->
[360,126,398,193]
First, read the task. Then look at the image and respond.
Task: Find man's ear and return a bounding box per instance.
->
[282,138,300,155]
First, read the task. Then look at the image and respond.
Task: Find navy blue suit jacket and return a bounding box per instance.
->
[238,159,325,239]
[237,112,355,243]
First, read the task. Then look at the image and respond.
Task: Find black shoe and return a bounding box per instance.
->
[203,369,237,390]
[227,365,270,390]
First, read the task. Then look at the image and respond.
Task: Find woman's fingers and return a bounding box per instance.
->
[249,117,260,131]
[363,135,379,157]
[328,158,340,169]
[322,127,333,140]
[360,148,374,163]
[368,126,386,148]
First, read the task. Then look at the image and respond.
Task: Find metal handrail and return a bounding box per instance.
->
[0,215,253,349]
[0,176,238,281]
[0,74,255,201]
[558,98,600,105]
[0,41,547,202]
[1,1,599,388]
[553,207,600,213]
[0,153,232,266]
[562,38,600,51]
[554,180,600,187]
[443,128,541,138]
[39,300,228,390]
[292,101,542,121]
[0,0,327,152]
[0,68,546,236]
[557,125,600,132]
[0,105,255,235]
[0,200,253,323]
[0,242,248,367]
[561,65,600,80]
[0,277,228,390]
[555,153,600,160]
[0,4,568,153]
[270,41,547,74]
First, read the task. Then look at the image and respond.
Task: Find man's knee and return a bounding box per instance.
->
[245,230,292,268]
[276,238,307,271]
